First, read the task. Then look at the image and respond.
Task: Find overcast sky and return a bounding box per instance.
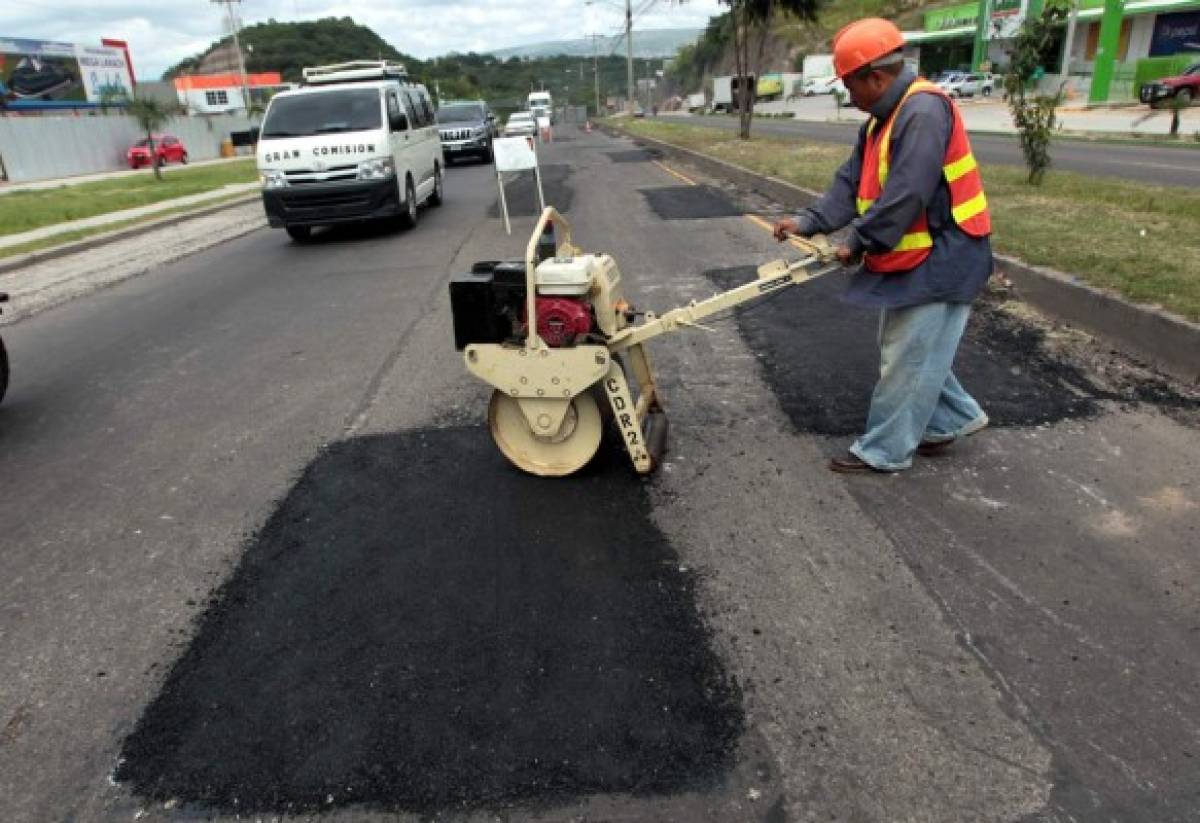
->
[3,0,724,80]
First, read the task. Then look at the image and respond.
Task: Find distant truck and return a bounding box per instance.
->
[712,74,755,112]
[528,90,553,124]
[801,54,836,95]
[686,92,706,112]
[756,72,803,101]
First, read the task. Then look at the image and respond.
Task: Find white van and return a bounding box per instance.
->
[257,61,443,242]
[527,90,553,124]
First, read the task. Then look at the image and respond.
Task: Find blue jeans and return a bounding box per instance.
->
[850,302,987,471]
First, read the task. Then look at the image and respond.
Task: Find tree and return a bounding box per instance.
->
[1004,0,1070,184]
[126,96,174,181]
[721,0,820,139]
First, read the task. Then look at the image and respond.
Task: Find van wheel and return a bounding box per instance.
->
[428,164,444,207]
[286,225,312,242]
[398,177,418,229]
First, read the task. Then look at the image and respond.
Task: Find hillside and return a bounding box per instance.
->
[161,17,670,114]
[489,28,703,60]
[668,0,953,94]
[161,17,415,82]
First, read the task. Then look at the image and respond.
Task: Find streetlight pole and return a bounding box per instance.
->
[589,33,602,116]
[625,0,635,113]
[212,0,250,114]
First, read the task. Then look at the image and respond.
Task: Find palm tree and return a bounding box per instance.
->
[126,96,174,180]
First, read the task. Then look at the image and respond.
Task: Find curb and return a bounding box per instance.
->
[601,124,1200,384]
[0,192,261,277]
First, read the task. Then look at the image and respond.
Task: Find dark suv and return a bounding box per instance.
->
[437,100,497,164]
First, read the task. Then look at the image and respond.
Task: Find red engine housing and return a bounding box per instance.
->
[524,296,593,347]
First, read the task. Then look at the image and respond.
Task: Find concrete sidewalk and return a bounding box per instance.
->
[0,183,260,252]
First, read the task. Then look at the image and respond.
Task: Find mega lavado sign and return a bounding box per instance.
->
[0,37,134,111]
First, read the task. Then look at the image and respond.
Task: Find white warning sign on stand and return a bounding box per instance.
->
[493,136,545,235]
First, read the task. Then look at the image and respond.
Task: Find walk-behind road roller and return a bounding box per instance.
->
[449,207,840,477]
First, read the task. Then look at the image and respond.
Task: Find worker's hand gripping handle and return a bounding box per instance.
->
[785,233,838,264]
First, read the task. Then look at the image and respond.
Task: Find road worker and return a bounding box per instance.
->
[773,18,993,474]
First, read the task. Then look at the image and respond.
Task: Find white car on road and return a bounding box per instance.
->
[504,111,537,137]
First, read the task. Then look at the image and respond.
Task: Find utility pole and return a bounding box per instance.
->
[212,0,250,114]
[588,33,602,117]
[625,0,635,113]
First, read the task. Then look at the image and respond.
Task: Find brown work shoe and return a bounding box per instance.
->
[828,453,887,474]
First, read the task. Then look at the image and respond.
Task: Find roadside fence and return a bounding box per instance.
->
[0,113,259,183]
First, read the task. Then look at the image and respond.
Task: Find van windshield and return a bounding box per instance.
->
[261,89,382,138]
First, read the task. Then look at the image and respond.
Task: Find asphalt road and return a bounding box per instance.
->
[1,127,1198,822]
[686,114,1200,187]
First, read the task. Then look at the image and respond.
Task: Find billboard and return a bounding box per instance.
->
[1149,11,1200,57]
[988,0,1028,40]
[0,37,134,111]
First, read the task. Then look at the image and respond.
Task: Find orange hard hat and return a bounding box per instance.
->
[833,18,906,79]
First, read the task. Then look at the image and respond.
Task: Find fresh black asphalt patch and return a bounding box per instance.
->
[606,150,654,163]
[489,164,574,217]
[117,427,743,816]
[705,266,1198,436]
[641,186,742,220]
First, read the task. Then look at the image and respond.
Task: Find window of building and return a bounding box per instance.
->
[205,90,230,107]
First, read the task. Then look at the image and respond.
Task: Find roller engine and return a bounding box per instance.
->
[449,252,628,351]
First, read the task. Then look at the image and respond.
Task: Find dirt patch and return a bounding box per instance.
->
[488,164,573,217]
[641,186,743,220]
[117,427,744,816]
[704,267,1200,436]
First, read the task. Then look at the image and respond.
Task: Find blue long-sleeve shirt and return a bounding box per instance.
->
[795,69,993,309]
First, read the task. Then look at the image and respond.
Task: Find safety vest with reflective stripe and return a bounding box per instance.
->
[856,79,991,273]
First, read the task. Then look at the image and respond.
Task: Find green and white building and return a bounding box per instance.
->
[903,0,1200,103]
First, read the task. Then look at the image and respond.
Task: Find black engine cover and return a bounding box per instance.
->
[449,261,528,350]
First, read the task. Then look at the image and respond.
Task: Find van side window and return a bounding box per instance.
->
[403,90,425,128]
[417,91,435,126]
[386,92,404,129]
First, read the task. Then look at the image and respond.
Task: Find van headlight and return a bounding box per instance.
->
[357,157,395,180]
[260,168,287,189]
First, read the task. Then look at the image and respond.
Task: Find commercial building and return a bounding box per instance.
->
[903,0,1200,103]
[173,72,289,115]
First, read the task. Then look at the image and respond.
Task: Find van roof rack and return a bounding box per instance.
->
[302,60,409,86]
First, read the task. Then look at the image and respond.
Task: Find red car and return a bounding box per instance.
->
[127,134,188,169]
[1140,62,1200,109]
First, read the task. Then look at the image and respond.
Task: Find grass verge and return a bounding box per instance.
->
[610,118,1200,322]
[0,192,259,262]
[0,160,259,238]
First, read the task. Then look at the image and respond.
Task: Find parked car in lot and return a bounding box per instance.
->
[127,135,188,169]
[437,99,497,164]
[504,111,537,137]
[1140,63,1200,108]
[802,75,846,97]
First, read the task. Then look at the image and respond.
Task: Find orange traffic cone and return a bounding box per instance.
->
[585,120,593,133]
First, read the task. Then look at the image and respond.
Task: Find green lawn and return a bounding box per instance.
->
[0,160,259,238]
[0,191,258,262]
[611,119,1200,322]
